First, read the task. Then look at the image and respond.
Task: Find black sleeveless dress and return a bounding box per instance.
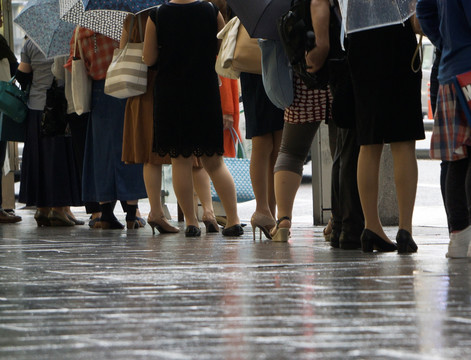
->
[150,1,224,158]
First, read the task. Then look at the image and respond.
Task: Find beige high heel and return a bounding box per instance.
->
[251,212,276,240]
[271,216,291,242]
[147,216,180,235]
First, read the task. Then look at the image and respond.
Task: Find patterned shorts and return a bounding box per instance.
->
[284,74,332,124]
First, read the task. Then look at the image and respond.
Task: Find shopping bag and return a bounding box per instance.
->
[0,76,28,123]
[211,128,255,203]
[104,16,147,99]
[71,27,92,115]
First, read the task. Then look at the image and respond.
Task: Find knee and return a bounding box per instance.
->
[274,151,304,176]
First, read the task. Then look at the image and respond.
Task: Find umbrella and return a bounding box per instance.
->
[82,0,166,14]
[226,0,291,40]
[59,0,128,41]
[14,0,76,58]
[339,0,417,34]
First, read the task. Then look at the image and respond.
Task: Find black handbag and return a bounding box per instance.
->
[40,79,69,137]
[277,0,329,90]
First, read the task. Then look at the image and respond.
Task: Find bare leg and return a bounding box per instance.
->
[269,130,283,216]
[273,170,302,230]
[192,166,216,220]
[143,163,165,220]
[172,156,199,227]
[390,140,418,234]
[357,144,393,243]
[251,133,275,218]
[201,155,240,228]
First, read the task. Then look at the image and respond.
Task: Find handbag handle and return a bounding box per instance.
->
[74,26,86,61]
[228,127,247,159]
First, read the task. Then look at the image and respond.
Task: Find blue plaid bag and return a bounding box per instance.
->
[211,128,255,203]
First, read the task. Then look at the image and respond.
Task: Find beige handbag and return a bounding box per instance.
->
[215,17,241,79]
[232,25,262,75]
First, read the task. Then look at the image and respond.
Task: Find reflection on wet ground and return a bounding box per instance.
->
[0,211,469,360]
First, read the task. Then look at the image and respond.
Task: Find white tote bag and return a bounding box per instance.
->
[71,27,92,115]
[104,16,147,99]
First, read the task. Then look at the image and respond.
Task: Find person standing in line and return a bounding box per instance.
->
[417,0,471,258]
[143,0,243,237]
[66,28,147,229]
[16,39,82,226]
[269,0,332,242]
[121,11,179,235]
[347,6,425,253]
[0,30,21,223]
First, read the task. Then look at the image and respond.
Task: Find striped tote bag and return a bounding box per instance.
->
[104,17,147,99]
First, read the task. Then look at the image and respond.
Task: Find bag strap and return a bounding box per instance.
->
[411,34,423,74]
[74,26,85,60]
[228,127,246,159]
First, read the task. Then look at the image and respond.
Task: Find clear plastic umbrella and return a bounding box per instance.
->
[339,0,417,34]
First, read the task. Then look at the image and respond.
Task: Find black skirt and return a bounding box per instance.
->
[19,110,82,207]
[240,73,284,139]
[347,20,425,145]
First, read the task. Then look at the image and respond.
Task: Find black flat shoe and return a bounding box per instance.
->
[185,225,201,237]
[396,229,418,253]
[222,224,244,237]
[361,229,397,252]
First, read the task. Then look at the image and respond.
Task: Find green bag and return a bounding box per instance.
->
[0,76,29,123]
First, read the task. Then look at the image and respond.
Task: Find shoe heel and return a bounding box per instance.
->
[203,219,219,233]
[361,238,374,252]
[272,228,290,242]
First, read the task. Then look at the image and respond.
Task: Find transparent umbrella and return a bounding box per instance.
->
[339,0,417,34]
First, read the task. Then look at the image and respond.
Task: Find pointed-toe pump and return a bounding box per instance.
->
[271,216,291,242]
[361,229,397,252]
[202,215,219,233]
[185,225,201,237]
[148,216,180,235]
[396,229,418,253]
[251,212,276,240]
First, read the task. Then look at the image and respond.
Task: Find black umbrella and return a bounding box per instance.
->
[227,0,291,40]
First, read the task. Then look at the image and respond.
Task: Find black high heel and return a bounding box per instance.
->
[361,229,397,252]
[396,229,418,253]
[202,215,219,233]
[185,225,201,237]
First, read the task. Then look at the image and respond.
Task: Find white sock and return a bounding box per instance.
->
[447,226,471,258]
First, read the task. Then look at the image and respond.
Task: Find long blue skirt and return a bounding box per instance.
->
[82,80,147,202]
[19,110,82,207]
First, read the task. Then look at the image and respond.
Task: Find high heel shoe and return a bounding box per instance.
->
[271,216,291,242]
[66,213,85,225]
[202,215,219,233]
[48,210,75,227]
[34,210,51,227]
[361,229,397,252]
[222,224,244,237]
[251,212,275,240]
[185,225,201,237]
[396,229,418,253]
[148,216,180,235]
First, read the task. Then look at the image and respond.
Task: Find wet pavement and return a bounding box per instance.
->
[1,160,470,360]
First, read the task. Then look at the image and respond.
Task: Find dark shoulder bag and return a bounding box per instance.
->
[40,79,69,137]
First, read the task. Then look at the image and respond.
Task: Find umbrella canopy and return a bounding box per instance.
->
[227,0,291,40]
[339,0,417,34]
[14,0,76,58]
[82,0,166,14]
[59,0,128,41]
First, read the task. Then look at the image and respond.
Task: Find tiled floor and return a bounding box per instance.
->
[1,207,469,360]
